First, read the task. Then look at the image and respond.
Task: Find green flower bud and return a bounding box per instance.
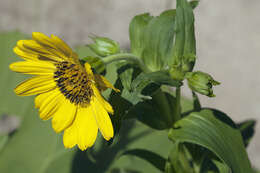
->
[186,71,220,97]
[88,36,120,57]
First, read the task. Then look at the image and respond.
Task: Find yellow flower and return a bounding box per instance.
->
[9,32,119,151]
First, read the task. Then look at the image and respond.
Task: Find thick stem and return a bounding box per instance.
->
[102,53,150,73]
[173,87,182,122]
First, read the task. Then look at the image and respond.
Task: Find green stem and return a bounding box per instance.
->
[173,87,181,122]
[102,53,150,73]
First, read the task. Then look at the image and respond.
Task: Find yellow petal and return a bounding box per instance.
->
[9,60,56,75]
[94,74,120,92]
[91,97,114,141]
[35,89,62,120]
[50,35,73,58]
[13,47,40,61]
[32,32,57,50]
[93,86,113,114]
[77,107,98,150]
[32,32,71,61]
[35,89,53,109]
[63,123,77,149]
[25,38,67,61]
[63,106,98,150]
[20,40,51,55]
[14,75,56,96]
[84,63,94,76]
[15,41,62,62]
[51,96,77,133]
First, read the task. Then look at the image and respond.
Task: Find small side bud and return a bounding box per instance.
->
[88,36,120,57]
[186,71,220,97]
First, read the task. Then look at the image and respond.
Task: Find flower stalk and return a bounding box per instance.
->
[173,87,181,122]
[102,53,150,73]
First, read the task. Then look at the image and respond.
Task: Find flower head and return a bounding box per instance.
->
[10,32,119,150]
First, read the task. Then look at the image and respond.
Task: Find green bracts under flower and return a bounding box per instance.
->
[88,36,120,57]
[186,71,220,97]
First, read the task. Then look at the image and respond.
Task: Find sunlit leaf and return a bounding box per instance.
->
[168,109,253,173]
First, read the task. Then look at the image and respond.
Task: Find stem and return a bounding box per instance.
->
[173,87,181,122]
[102,53,150,73]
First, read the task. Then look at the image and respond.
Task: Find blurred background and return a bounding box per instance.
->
[0,0,259,171]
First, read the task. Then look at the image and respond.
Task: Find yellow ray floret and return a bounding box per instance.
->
[9,32,119,151]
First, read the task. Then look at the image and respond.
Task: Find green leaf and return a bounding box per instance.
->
[168,109,253,173]
[237,120,256,147]
[120,71,181,105]
[199,157,219,173]
[122,149,166,172]
[167,142,195,173]
[129,13,153,57]
[212,160,230,173]
[172,0,196,69]
[129,10,177,72]
[141,11,176,71]
[117,64,135,91]
[169,0,196,81]
[125,97,170,130]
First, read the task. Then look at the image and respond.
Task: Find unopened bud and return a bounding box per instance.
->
[186,71,220,97]
[88,36,120,57]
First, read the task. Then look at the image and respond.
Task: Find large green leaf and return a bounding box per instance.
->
[168,109,253,173]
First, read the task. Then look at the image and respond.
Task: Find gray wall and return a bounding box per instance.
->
[1,0,259,168]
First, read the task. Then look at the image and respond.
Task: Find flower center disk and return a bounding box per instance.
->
[54,61,93,106]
